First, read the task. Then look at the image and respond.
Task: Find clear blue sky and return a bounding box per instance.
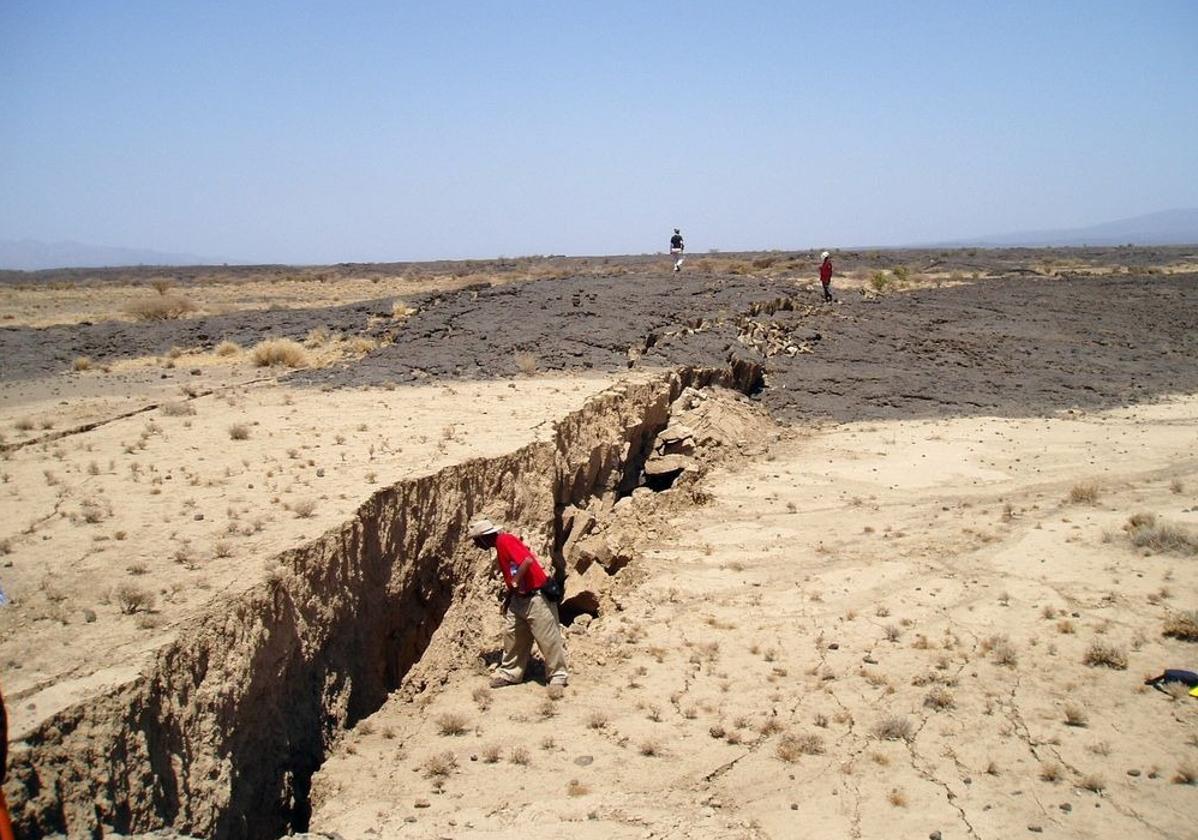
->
[2,1,1196,263]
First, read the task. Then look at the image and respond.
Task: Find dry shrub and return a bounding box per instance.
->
[1063,704,1088,727]
[887,787,908,807]
[472,686,493,710]
[776,732,825,762]
[515,351,538,376]
[1125,514,1198,555]
[982,634,1018,668]
[1083,641,1128,670]
[481,744,501,764]
[566,778,589,796]
[435,712,469,736]
[1040,763,1062,782]
[421,751,457,777]
[160,401,195,417]
[346,335,378,355]
[228,423,250,441]
[72,356,92,371]
[509,746,530,765]
[1068,482,1101,504]
[251,338,309,368]
[638,739,662,757]
[292,498,317,519]
[114,583,155,614]
[392,301,415,318]
[1163,610,1198,642]
[586,711,608,730]
[872,716,914,741]
[1080,773,1105,793]
[1173,763,1197,785]
[215,340,241,357]
[125,294,197,321]
[924,686,955,711]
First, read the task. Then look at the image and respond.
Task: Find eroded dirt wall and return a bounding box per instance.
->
[5,367,732,839]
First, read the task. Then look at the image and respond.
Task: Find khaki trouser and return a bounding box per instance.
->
[496,592,569,684]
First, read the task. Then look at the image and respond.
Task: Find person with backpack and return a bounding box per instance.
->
[819,251,834,302]
[469,518,569,689]
[670,228,685,272]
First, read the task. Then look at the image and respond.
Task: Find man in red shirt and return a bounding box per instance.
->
[469,518,569,688]
[819,251,834,302]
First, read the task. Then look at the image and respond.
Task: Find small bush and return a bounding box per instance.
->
[1163,610,1198,642]
[228,423,250,440]
[638,740,662,757]
[72,356,92,371]
[292,498,317,519]
[1068,482,1100,504]
[1080,773,1105,793]
[924,686,955,711]
[1040,763,1062,783]
[251,339,309,368]
[421,751,457,778]
[776,732,825,762]
[481,744,501,763]
[869,272,891,292]
[160,401,195,417]
[1063,704,1088,727]
[887,787,908,807]
[872,716,914,741]
[586,711,608,730]
[508,746,530,765]
[435,712,469,736]
[1126,515,1198,555]
[1083,641,1128,670]
[515,351,538,376]
[215,340,241,357]
[124,294,197,321]
[115,583,155,614]
[472,686,493,710]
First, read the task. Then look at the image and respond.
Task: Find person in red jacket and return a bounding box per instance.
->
[469,519,569,688]
[819,251,834,302]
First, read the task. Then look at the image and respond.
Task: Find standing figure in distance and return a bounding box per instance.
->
[469,518,569,689]
[819,250,834,302]
[670,228,685,272]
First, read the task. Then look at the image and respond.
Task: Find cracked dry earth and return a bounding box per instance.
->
[310,396,1198,840]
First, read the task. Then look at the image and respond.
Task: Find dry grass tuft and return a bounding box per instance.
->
[872,716,914,742]
[924,686,955,711]
[160,401,195,417]
[1125,514,1198,555]
[215,340,241,357]
[1040,763,1063,783]
[114,583,155,615]
[776,732,825,762]
[228,423,250,441]
[638,739,662,757]
[887,787,908,807]
[515,351,538,376]
[509,746,530,765]
[1163,610,1198,642]
[472,686,492,710]
[566,778,590,796]
[1063,704,1089,727]
[421,751,457,778]
[251,338,309,368]
[481,744,502,764]
[72,356,92,371]
[1083,641,1128,670]
[292,498,317,519]
[435,712,469,736]
[125,294,197,321]
[586,711,609,730]
[1080,773,1105,793]
[1068,482,1101,504]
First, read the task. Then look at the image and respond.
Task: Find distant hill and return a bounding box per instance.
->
[946,209,1198,248]
[0,239,223,270]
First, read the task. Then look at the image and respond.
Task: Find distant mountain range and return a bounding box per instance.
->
[940,208,1198,248]
[0,239,223,271]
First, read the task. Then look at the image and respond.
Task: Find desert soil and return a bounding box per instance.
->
[1,247,1195,839]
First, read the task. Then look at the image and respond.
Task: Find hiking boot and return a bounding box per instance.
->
[549,676,569,688]
[490,676,519,689]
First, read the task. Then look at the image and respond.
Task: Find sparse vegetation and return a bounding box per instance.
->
[586,711,609,730]
[1080,773,1105,793]
[160,401,195,417]
[72,356,92,371]
[887,787,908,807]
[509,746,530,765]
[114,583,155,615]
[1125,513,1198,555]
[1068,482,1101,504]
[1040,763,1063,782]
[434,712,469,736]
[1163,610,1198,642]
[421,751,457,778]
[872,716,914,741]
[1173,763,1197,785]
[215,340,241,357]
[481,744,502,763]
[251,338,309,368]
[124,294,197,321]
[292,498,317,519]
[228,423,250,440]
[472,687,493,710]
[1064,704,1089,727]
[924,686,955,711]
[1083,641,1128,670]
[776,732,825,762]
[515,351,538,375]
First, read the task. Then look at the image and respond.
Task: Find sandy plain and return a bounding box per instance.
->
[0,246,1195,839]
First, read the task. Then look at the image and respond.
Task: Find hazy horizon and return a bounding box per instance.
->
[3,2,1196,263]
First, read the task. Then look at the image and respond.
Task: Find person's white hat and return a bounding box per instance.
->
[821,251,830,260]
[468,519,500,538]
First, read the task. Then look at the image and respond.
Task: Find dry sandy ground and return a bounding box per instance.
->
[309,397,1198,839]
[0,370,620,740]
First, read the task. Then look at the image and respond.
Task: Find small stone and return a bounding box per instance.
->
[930,832,943,840]
[82,608,97,623]
[1028,826,1043,833]
[963,776,972,785]
[1126,769,1140,777]
[414,799,430,808]
[574,755,594,766]
[316,468,325,477]
[790,804,799,811]
[404,816,417,823]
[827,643,839,650]
[193,513,204,521]
[1059,803,1072,813]
[863,655,878,664]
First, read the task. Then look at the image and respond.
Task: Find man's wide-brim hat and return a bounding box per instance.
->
[468,519,500,538]
[821,251,830,259]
